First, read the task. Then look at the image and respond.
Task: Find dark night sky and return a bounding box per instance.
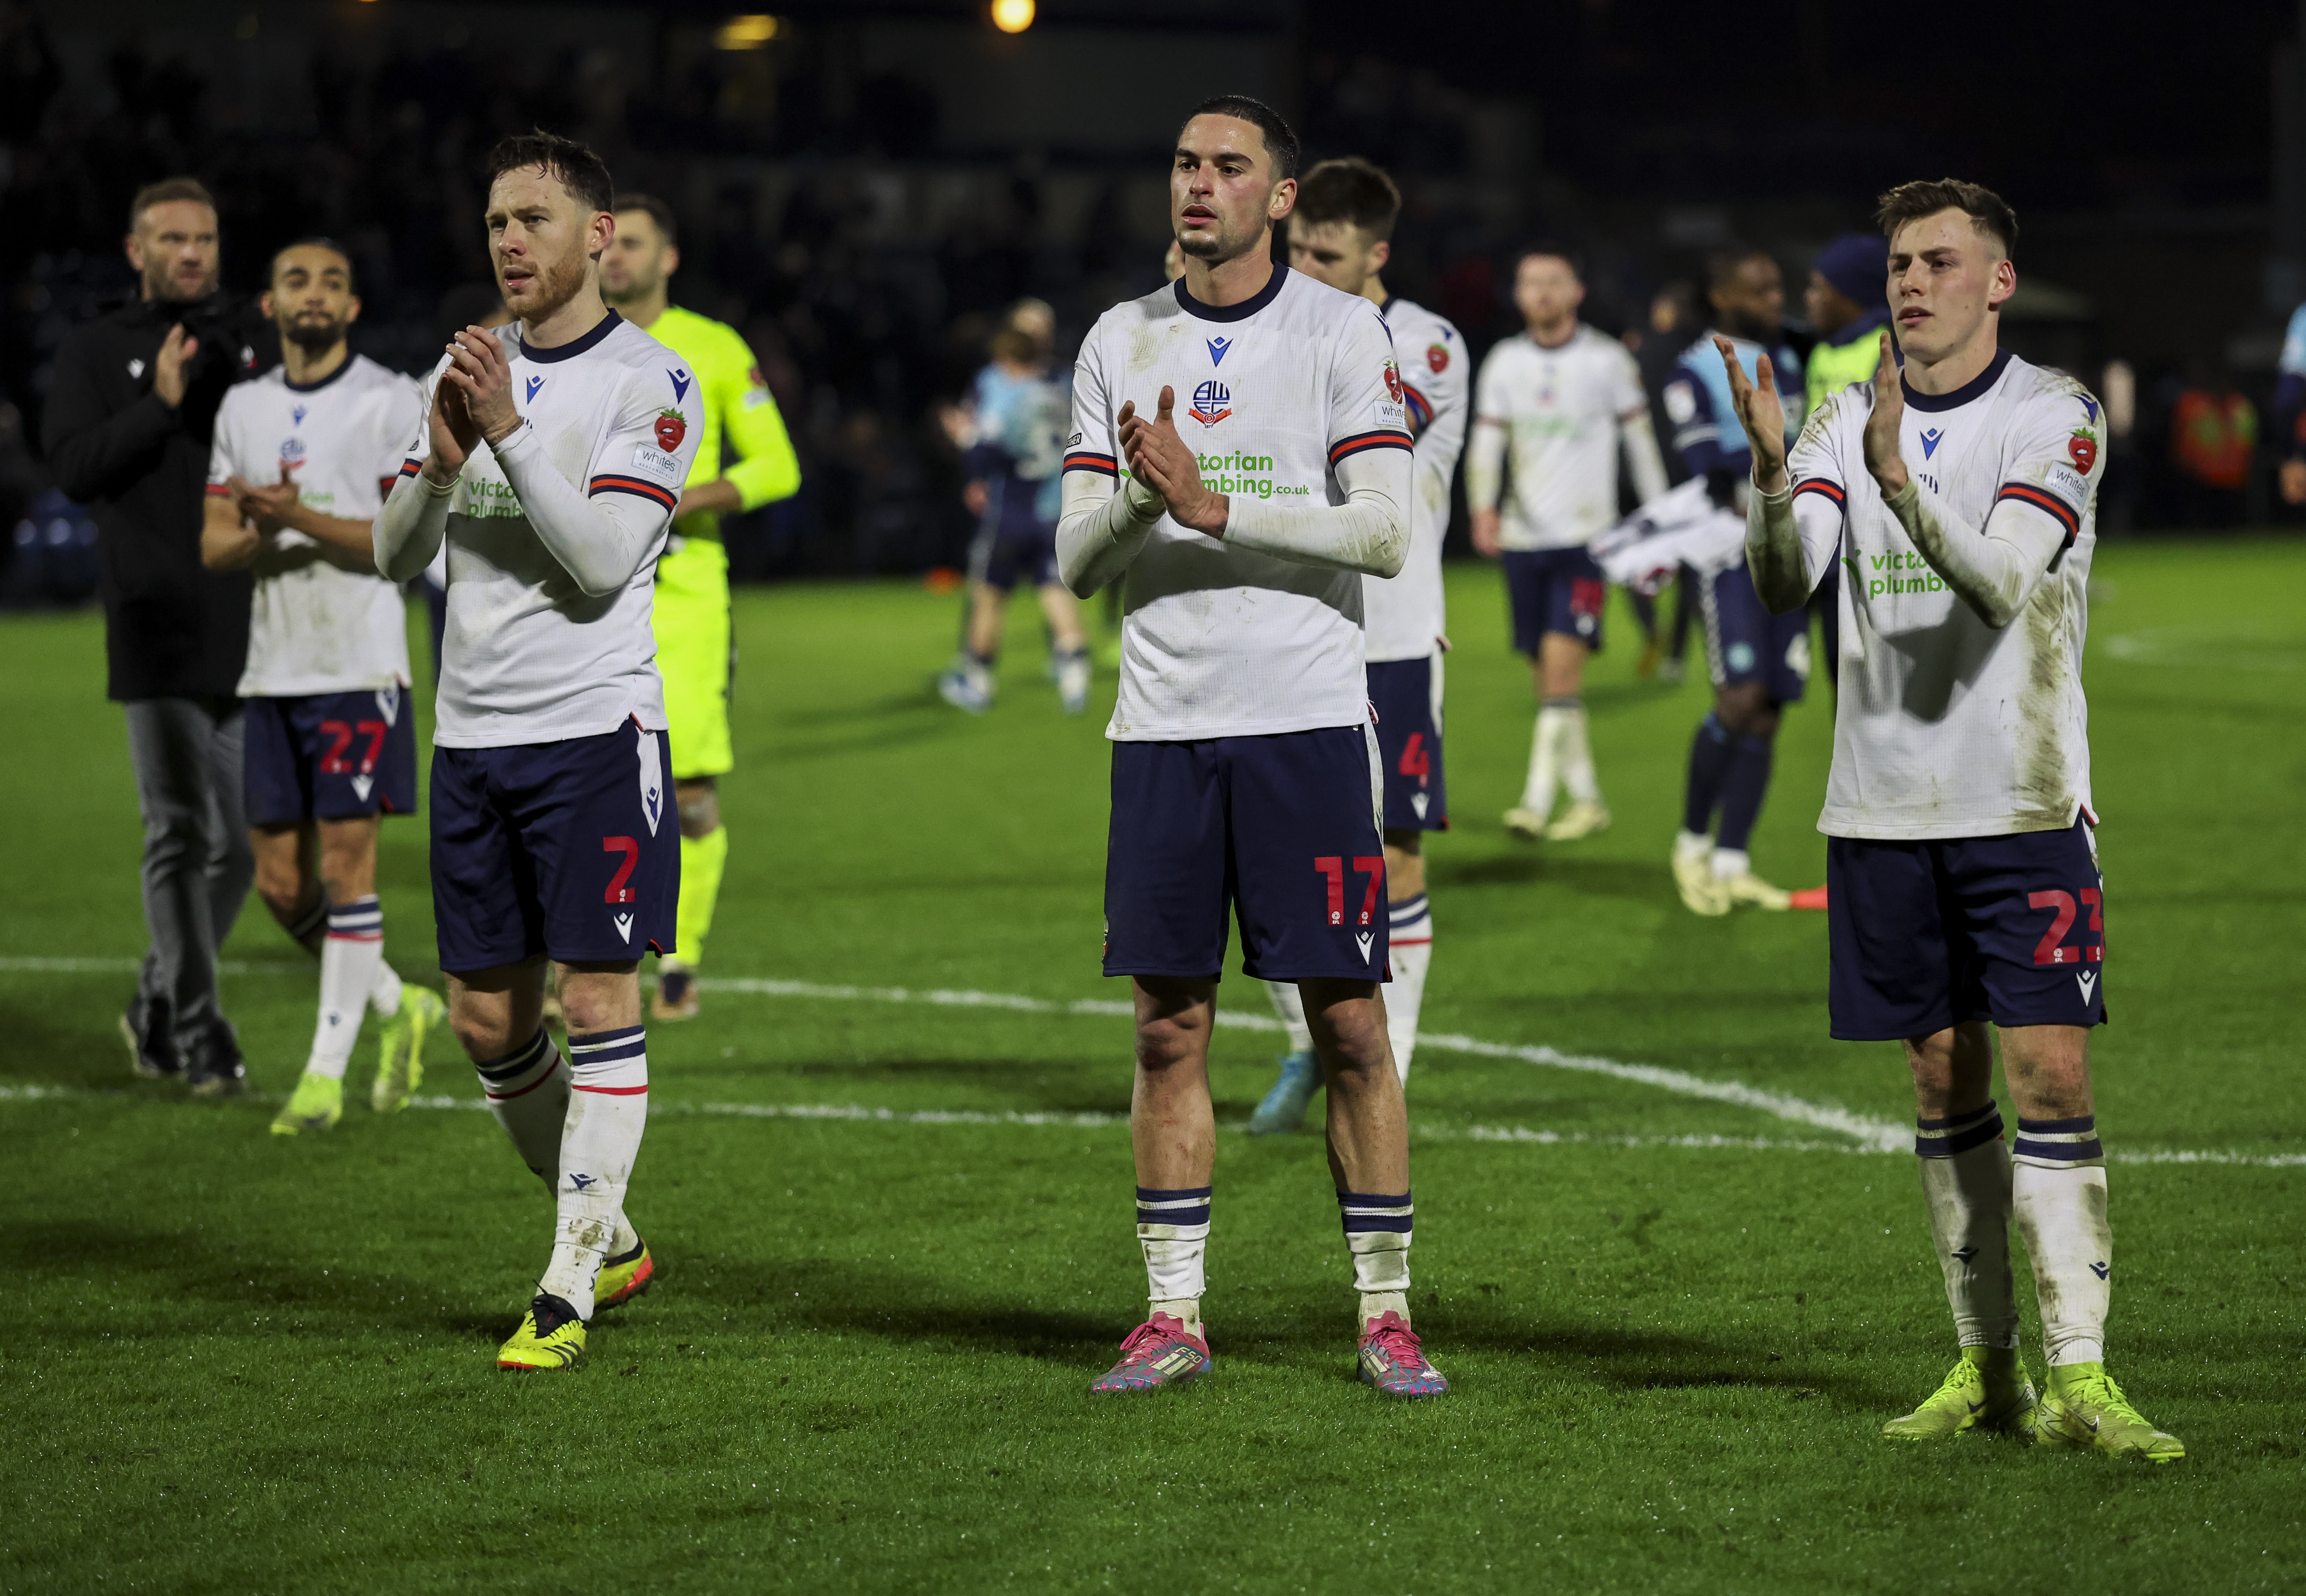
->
[1309,0,2287,212]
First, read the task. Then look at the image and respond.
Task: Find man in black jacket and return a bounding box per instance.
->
[44,177,265,1095]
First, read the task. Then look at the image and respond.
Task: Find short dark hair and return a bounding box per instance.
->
[1294,157,1400,242]
[611,192,678,248]
[1875,178,2018,258]
[128,176,216,231]
[1180,94,1300,181]
[270,236,356,293]
[1515,243,1585,281]
[1707,245,1777,290]
[483,131,614,217]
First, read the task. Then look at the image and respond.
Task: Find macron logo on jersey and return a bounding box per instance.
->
[1206,337,1232,366]
[1920,427,1946,458]
[524,375,545,403]
[669,368,692,402]
[1189,381,1232,426]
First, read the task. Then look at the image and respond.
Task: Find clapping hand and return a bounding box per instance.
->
[1857,331,1908,495]
[1714,334,1788,496]
[1118,386,1226,536]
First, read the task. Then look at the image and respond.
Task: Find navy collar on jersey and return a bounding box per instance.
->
[1903,346,2010,412]
[282,353,355,393]
[519,307,622,364]
[1173,265,1289,324]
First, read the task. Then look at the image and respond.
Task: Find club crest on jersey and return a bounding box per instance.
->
[1206,336,1232,366]
[2068,427,2098,473]
[654,409,688,452]
[524,375,546,402]
[1426,342,1450,374]
[280,437,307,470]
[1382,360,1403,404]
[1188,381,1231,426]
[669,368,692,403]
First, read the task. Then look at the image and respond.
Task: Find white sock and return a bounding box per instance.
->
[538,1025,650,1320]
[1557,700,1601,805]
[1137,1184,1210,1332]
[2013,1115,2112,1367]
[1265,979,1312,1054]
[1338,1189,1413,1329]
[1712,846,1750,880]
[475,1029,567,1191]
[369,956,403,1019]
[1916,1101,2019,1349]
[1383,894,1431,1083]
[305,898,385,1080]
[1520,707,1563,816]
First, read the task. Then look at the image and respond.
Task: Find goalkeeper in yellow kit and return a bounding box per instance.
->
[601,195,801,1020]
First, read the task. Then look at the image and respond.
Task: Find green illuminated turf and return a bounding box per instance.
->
[4,541,2302,1592]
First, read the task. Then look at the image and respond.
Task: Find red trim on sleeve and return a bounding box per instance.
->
[1329,430,1415,463]
[1994,481,2081,546]
[1063,451,1119,476]
[1792,478,1846,506]
[204,483,233,496]
[588,476,679,512]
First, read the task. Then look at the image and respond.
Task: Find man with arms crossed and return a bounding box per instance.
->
[1250,155,1466,1134]
[1725,178,2181,1460]
[599,193,801,1022]
[376,133,702,1370]
[1059,97,1444,1397]
[201,238,446,1133]
[1469,249,1668,844]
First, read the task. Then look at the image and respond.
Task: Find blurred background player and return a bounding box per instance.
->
[1734,178,2182,1463]
[1468,248,1668,843]
[2276,294,2306,507]
[44,177,264,1096]
[1661,248,1807,915]
[936,306,1092,716]
[199,238,446,1134]
[376,134,702,1370]
[1800,231,1892,681]
[600,193,801,1022]
[1059,97,1443,1398]
[1628,280,1702,682]
[1252,156,1466,1134]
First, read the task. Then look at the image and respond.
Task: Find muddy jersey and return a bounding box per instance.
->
[1472,325,1649,551]
[1785,348,2106,840]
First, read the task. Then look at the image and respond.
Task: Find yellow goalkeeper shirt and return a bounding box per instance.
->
[640,303,801,541]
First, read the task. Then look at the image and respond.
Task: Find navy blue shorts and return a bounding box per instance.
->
[1367,655,1446,832]
[1103,725,1389,983]
[1502,546,1607,655]
[429,719,679,973]
[969,520,1060,592]
[244,686,418,825]
[1828,818,2106,1040]
[1702,562,1810,702]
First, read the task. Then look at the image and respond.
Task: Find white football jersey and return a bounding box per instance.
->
[1067,268,1412,740]
[400,312,703,747]
[1364,297,1468,663]
[1471,325,1649,550]
[1784,348,2106,840]
[207,356,420,697]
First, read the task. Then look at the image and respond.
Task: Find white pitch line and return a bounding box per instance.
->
[7,959,2300,1168]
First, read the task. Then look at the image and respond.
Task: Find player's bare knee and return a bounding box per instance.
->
[1998,1023,2093,1119]
[675,781,719,839]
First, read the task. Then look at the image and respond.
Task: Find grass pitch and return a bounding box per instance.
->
[4,540,2303,1593]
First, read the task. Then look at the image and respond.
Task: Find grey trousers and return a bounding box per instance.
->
[123,697,255,1047]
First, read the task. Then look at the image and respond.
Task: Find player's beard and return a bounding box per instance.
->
[284,312,350,354]
[146,259,218,306]
[501,246,586,325]
[1175,203,1266,268]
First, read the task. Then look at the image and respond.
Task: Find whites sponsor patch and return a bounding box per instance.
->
[1375,401,1408,429]
[631,444,684,485]
[2046,464,2089,500]
[635,727,665,836]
